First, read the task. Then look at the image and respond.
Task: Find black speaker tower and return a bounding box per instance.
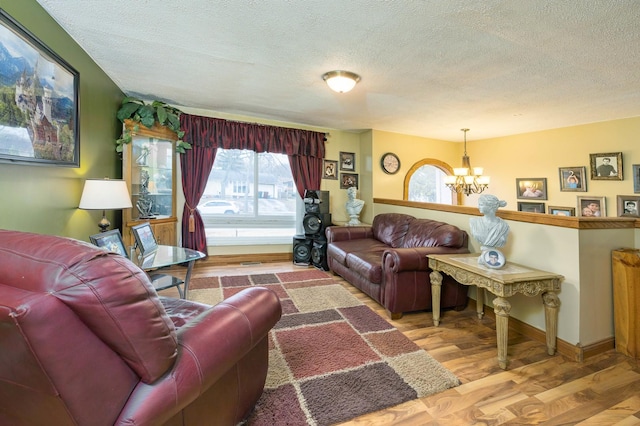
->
[294,190,331,270]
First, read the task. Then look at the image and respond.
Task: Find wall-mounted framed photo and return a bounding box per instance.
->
[0,10,80,167]
[617,195,640,218]
[590,152,623,180]
[517,201,545,213]
[548,206,576,216]
[577,196,606,217]
[633,165,640,193]
[558,166,587,192]
[339,151,355,171]
[340,173,358,189]
[131,222,158,256]
[323,159,338,179]
[90,230,128,258]
[516,178,547,200]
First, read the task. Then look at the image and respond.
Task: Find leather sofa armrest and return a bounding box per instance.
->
[383,246,470,272]
[326,225,373,243]
[115,287,282,425]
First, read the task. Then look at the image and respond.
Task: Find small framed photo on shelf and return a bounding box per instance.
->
[323,159,338,180]
[633,165,640,193]
[617,195,640,218]
[548,206,576,216]
[577,196,606,217]
[339,152,356,171]
[590,152,623,180]
[558,166,587,192]
[516,178,547,200]
[517,201,545,213]
[131,222,158,256]
[90,229,128,258]
[340,173,358,189]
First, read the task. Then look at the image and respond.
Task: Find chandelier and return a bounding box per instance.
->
[444,128,490,196]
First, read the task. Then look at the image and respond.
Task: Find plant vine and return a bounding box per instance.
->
[115,97,192,153]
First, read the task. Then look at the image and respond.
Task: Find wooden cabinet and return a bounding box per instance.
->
[612,248,640,358]
[122,120,178,249]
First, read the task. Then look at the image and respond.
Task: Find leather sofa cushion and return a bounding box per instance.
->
[371,213,414,248]
[0,230,178,384]
[327,238,388,266]
[345,249,386,284]
[403,219,467,248]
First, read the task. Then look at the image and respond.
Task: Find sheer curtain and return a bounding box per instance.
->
[179,113,326,254]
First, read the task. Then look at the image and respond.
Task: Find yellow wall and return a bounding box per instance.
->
[465,117,640,213]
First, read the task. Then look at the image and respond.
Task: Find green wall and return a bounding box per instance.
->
[0,0,124,240]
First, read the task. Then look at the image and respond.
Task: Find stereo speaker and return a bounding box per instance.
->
[292,235,312,265]
[303,212,331,236]
[303,189,330,214]
[311,238,329,271]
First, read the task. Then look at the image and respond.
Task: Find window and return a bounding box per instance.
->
[199,149,298,245]
[404,158,457,205]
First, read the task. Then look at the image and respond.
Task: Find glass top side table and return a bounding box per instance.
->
[134,245,205,299]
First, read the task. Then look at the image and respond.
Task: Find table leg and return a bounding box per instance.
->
[429,270,443,326]
[182,260,196,299]
[493,296,511,369]
[542,291,560,355]
[476,287,485,319]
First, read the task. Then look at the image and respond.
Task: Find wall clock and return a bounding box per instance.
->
[380,152,400,174]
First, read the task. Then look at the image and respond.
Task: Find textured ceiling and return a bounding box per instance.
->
[36,0,640,141]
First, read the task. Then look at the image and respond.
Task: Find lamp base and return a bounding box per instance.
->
[98,211,111,233]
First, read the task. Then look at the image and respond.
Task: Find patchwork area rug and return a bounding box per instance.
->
[188,269,460,426]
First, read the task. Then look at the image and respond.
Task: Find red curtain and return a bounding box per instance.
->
[179,113,326,253]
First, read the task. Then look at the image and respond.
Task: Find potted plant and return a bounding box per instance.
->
[115,97,191,153]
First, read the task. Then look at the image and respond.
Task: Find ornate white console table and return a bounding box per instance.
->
[427,253,563,369]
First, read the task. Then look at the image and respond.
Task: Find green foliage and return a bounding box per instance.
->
[115,97,191,153]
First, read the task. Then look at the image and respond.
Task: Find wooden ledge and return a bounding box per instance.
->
[374,198,640,230]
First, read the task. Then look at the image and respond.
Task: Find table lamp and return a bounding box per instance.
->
[79,178,133,232]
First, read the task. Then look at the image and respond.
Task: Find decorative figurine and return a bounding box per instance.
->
[345,186,364,226]
[469,194,510,268]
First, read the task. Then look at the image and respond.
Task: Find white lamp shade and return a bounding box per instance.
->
[79,179,132,210]
[322,70,361,93]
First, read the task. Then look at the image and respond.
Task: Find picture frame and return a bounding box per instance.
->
[481,249,505,269]
[616,195,640,218]
[131,222,158,256]
[558,166,587,192]
[577,196,606,217]
[340,173,358,189]
[548,206,576,216]
[516,178,547,200]
[339,151,355,171]
[323,159,338,179]
[517,201,545,213]
[0,10,80,167]
[633,165,640,193]
[90,229,128,258]
[590,152,623,180]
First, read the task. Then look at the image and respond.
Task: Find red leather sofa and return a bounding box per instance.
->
[0,230,281,426]
[326,213,469,319]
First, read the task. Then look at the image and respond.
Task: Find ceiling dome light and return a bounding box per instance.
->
[322,70,361,93]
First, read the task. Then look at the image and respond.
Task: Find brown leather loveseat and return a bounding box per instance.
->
[326,213,469,319]
[0,230,281,426]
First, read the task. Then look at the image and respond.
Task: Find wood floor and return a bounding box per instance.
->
[167,260,640,425]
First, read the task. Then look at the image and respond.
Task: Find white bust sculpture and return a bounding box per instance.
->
[469,194,510,268]
[345,186,364,225]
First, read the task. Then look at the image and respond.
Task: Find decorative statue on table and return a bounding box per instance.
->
[345,186,364,226]
[469,194,510,269]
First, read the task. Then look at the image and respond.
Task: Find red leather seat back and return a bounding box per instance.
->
[371,213,414,248]
[0,230,177,383]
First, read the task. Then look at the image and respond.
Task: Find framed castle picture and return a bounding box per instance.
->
[0,10,79,167]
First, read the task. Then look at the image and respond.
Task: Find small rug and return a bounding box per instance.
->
[188,269,460,426]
